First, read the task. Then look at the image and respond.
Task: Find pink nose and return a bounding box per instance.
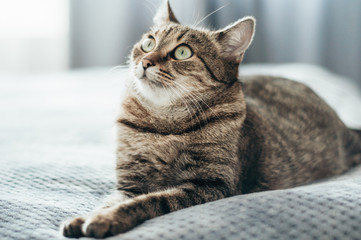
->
[142,58,155,70]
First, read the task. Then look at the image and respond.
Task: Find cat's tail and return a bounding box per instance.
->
[346,128,361,166]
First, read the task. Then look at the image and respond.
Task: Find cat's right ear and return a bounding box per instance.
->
[153,0,179,26]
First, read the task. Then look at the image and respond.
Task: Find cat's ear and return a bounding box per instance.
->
[215,17,255,63]
[153,0,179,26]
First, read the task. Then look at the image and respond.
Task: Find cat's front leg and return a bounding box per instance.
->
[64,182,229,238]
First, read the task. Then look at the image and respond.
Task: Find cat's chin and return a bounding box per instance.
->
[132,76,176,107]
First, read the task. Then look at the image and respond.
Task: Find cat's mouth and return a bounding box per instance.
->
[134,64,166,88]
[139,71,165,88]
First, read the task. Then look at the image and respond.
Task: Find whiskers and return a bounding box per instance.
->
[134,68,229,131]
[194,2,230,27]
[108,65,129,73]
[171,81,229,130]
[167,82,203,131]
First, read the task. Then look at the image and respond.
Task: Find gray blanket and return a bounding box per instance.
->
[1,64,361,240]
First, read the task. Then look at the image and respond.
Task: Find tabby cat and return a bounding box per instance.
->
[62,0,361,238]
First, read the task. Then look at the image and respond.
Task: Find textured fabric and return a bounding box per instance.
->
[112,170,361,240]
[1,64,360,240]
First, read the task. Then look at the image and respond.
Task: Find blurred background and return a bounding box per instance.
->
[1,0,360,88]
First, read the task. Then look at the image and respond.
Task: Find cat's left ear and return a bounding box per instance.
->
[153,0,179,26]
[214,17,256,63]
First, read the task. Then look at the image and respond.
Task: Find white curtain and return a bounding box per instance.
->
[70,0,361,89]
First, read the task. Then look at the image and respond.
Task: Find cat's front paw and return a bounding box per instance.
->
[62,209,134,239]
[81,212,131,239]
[62,216,85,238]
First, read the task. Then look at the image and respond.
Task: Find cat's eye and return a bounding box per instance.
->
[141,38,156,52]
[173,45,193,60]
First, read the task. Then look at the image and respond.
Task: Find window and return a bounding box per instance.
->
[0,0,69,73]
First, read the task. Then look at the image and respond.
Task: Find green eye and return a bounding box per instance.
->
[141,38,156,52]
[174,45,193,60]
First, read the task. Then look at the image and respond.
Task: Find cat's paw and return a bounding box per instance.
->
[62,216,85,238]
[62,206,136,238]
[81,210,132,238]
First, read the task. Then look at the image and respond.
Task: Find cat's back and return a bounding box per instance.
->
[240,75,355,190]
[242,75,323,110]
[241,75,339,130]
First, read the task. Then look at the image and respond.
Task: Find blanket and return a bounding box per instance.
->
[1,64,360,240]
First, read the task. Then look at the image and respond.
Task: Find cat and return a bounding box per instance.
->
[62,0,361,238]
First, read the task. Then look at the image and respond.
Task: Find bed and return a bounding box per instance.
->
[1,63,361,240]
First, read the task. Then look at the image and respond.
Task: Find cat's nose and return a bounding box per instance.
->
[142,58,155,70]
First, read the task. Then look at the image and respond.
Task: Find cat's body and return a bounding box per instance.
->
[62,1,361,238]
[117,75,361,197]
[242,76,361,191]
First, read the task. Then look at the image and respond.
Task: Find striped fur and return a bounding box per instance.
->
[62,1,361,238]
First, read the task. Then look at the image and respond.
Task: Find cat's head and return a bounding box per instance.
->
[130,0,255,106]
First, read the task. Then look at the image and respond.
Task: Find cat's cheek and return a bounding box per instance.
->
[134,62,145,79]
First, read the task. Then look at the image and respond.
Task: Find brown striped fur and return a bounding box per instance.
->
[62,1,361,238]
